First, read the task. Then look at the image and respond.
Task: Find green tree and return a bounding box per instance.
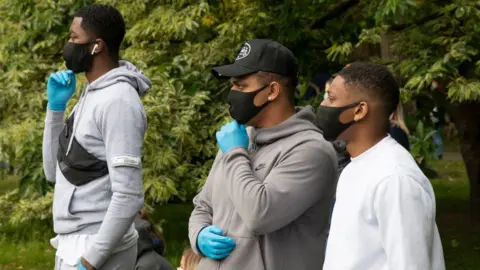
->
[321,0,480,219]
[0,0,275,206]
[1,0,480,225]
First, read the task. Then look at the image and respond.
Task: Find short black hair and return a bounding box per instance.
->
[74,4,126,59]
[257,71,298,105]
[337,62,399,117]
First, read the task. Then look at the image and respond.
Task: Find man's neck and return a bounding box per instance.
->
[257,103,295,128]
[85,60,119,83]
[346,132,387,158]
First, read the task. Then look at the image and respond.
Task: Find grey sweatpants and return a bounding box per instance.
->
[54,244,137,270]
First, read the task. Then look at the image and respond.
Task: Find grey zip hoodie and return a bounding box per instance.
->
[42,60,151,268]
[189,106,338,270]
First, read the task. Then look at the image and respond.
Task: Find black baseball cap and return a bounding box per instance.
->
[212,39,299,79]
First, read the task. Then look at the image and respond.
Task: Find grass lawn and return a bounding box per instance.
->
[430,159,480,269]
[0,156,478,269]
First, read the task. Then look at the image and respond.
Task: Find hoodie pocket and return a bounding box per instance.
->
[53,184,77,220]
[219,236,265,270]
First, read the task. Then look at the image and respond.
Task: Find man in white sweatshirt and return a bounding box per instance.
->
[317,62,445,270]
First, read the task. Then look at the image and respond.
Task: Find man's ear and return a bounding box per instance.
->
[91,39,105,55]
[267,82,280,101]
[353,101,368,121]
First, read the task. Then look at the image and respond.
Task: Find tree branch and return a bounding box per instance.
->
[311,0,360,29]
[389,12,443,31]
[390,4,480,31]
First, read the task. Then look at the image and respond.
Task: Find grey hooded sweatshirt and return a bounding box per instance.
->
[42,61,151,268]
[188,106,338,270]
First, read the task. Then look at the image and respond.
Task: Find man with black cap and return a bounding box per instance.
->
[188,39,338,270]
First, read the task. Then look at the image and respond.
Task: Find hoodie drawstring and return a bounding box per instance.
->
[66,87,89,156]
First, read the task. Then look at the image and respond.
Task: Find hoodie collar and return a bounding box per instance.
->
[250,106,320,146]
[87,60,152,96]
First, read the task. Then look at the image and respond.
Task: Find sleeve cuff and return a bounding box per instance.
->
[45,109,65,124]
[83,247,108,269]
[190,226,207,256]
[223,147,248,156]
[222,147,249,165]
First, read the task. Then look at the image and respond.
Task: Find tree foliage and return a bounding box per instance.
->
[2,0,480,226]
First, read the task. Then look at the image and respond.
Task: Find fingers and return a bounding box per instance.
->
[56,71,68,85]
[230,120,246,133]
[220,124,229,133]
[49,70,76,87]
[209,240,235,251]
[205,226,235,246]
[232,120,240,129]
[208,243,235,253]
[207,240,235,260]
[209,234,236,246]
[200,225,236,261]
[219,120,240,131]
[208,225,224,235]
[220,121,238,133]
[60,71,70,84]
[50,73,63,85]
[210,250,233,260]
[228,121,237,131]
[52,72,67,86]
[65,70,76,85]
[215,131,223,142]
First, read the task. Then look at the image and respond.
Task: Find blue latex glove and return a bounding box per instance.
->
[216,120,249,153]
[47,70,76,111]
[197,225,236,260]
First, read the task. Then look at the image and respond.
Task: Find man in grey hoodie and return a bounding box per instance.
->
[42,4,151,270]
[188,39,338,270]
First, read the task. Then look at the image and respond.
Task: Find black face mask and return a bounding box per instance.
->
[227,84,271,125]
[316,102,360,141]
[63,41,96,74]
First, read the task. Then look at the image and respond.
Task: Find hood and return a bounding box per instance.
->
[250,106,321,146]
[88,60,151,96]
[65,60,151,156]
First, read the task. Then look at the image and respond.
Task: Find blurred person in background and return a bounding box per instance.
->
[389,103,410,151]
[135,210,174,270]
[178,248,201,270]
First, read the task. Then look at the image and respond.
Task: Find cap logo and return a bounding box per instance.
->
[236,43,251,60]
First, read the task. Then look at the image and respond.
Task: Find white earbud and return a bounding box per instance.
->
[91,44,98,55]
[268,96,273,101]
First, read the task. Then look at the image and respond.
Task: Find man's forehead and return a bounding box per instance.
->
[71,17,82,28]
[230,74,255,84]
[70,17,90,36]
[330,76,348,94]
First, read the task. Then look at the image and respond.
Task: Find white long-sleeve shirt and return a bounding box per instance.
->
[323,135,445,270]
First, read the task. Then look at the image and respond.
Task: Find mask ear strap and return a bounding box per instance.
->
[91,44,98,55]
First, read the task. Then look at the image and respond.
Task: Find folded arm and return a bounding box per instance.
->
[221,143,337,234]
[188,151,222,255]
